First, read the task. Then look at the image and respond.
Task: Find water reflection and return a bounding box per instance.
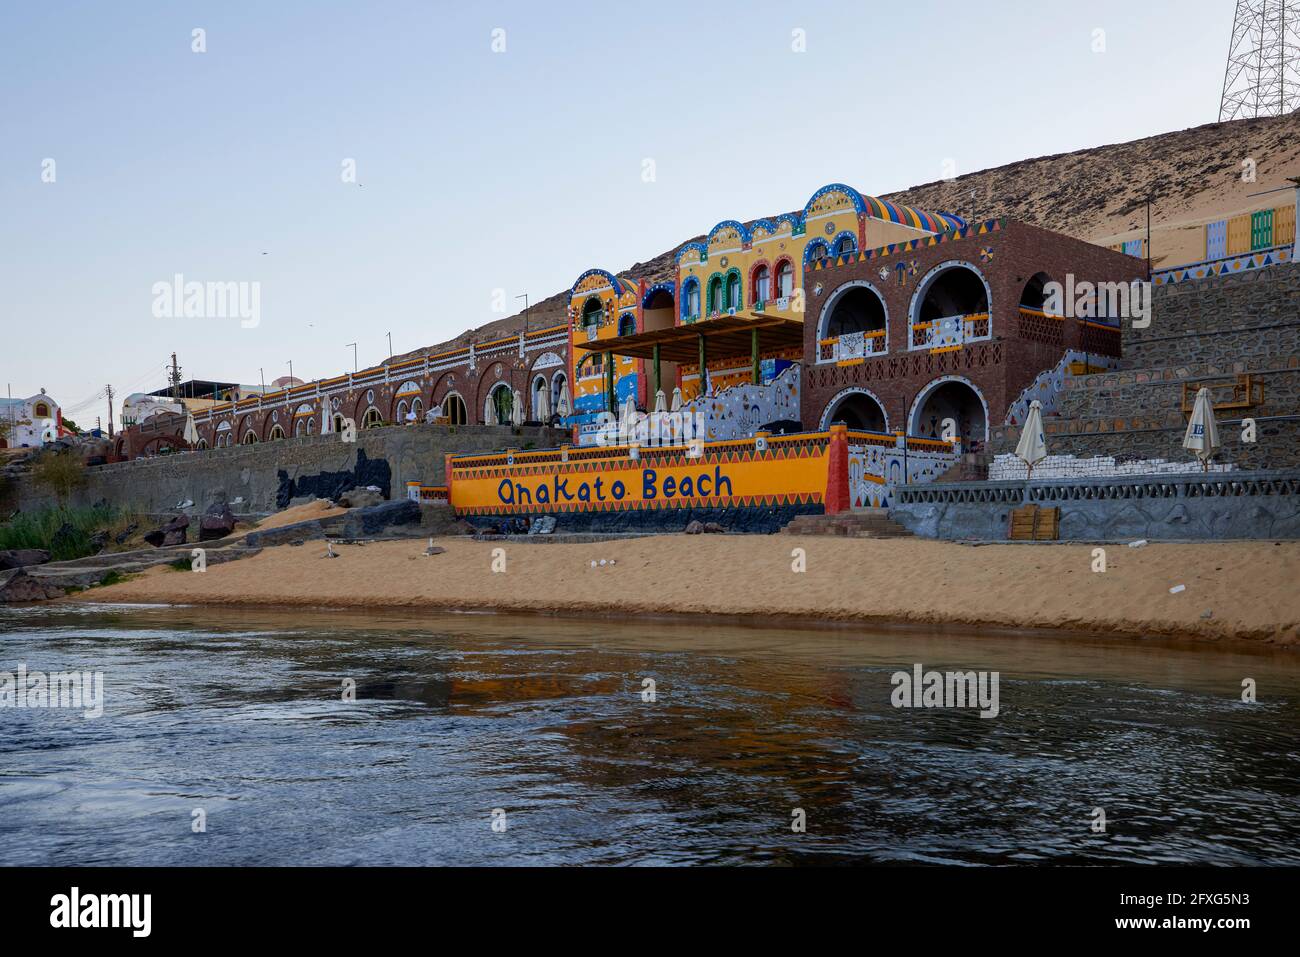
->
[1,604,1297,866]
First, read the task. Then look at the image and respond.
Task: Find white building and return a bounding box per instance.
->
[0,390,63,448]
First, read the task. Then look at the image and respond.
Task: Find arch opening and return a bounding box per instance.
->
[911,380,988,448]
[825,391,887,432]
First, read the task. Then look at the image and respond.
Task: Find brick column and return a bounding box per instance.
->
[825,423,850,515]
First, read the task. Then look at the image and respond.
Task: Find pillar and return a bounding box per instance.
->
[653,343,662,398]
[698,334,707,396]
[751,328,760,384]
[825,423,850,515]
[604,350,614,413]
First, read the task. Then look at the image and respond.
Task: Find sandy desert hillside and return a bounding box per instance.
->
[393,113,1299,365]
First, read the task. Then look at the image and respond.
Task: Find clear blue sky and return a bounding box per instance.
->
[1,0,1235,423]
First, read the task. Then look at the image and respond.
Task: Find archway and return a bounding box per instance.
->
[1020,272,1054,311]
[442,392,467,425]
[911,263,990,323]
[485,383,513,425]
[819,281,888,357]
[822,389,888,432]
[910,377,988,448]
[268,424,285,441]
[361,407,383,430]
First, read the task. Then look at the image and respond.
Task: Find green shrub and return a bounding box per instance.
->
[0,504,139,562]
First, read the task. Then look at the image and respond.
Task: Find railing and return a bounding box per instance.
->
[909,313,990,351]
[894,470,1300,507]
[818,329,886,362]
[1016,307,1064,347]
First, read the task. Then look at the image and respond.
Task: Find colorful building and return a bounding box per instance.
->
[0,390,65,448]
[565,183,969,445]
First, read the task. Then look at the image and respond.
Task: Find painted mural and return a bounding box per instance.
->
[847,435,960,509]
[1003,349,1123,426]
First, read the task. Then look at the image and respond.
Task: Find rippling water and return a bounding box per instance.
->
[1,603,1297,866]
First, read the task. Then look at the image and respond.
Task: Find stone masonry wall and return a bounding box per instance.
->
[12,424,566,515]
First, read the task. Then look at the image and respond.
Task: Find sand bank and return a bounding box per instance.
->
[77,534,1300,646]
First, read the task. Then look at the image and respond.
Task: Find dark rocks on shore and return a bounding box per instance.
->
[0,549,52,570]
[0,568,66,602]
[199,503,238,542]
[244,520,326,548]
[341,500,421,538]
[143,514,190,548]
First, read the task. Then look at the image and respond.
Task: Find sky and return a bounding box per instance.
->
[1,0,1238,425]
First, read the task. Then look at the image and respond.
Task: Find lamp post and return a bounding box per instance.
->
[346,342,357,373]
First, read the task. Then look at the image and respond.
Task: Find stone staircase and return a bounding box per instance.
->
[989,261,1300,472]
[780,508,913,538]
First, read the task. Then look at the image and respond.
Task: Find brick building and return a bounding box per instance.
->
[800,219,1147,449]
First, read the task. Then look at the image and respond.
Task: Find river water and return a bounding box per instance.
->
[1,603,1297,866]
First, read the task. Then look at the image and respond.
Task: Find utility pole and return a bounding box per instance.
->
[105,384,115,437]
[515,293,530,335]
[168,352,183,401]
[287,360,294,384]
[346,343,357,373]
[386,332,392,360]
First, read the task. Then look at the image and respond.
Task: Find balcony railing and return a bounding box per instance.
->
[818,329,886,363]
[910,313,990,351]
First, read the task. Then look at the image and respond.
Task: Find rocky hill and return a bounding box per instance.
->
[392,113,1300,365]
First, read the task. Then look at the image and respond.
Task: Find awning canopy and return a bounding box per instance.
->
[574,314,806,363]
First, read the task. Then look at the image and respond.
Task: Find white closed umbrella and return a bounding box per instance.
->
[511,389,524,427]
[321,409,333,434]
[654,389,667,414]
[1183,386,1220,471]
[182,414,200,446]
[1014,399,1047,481]
[535,386,550,422]
[556,381,571,418]
[670,387,683,412]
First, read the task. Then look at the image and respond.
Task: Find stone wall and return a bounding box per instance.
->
[890,470,1300,541]
[12,424,566,515]
[1136,261,1300,367]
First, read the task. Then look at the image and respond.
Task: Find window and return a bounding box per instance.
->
[581,298,602,328]
[242,431,258,445]
[618,313,636,336]
[579,353,603,378]
[362,407,383,429]
[268,425,285,441]
[707,276,723,315]
[752,265,771,304]
[682,278,701,321]
[834,235,858,258]
[726,272,741,311]
[34,403,50,418]
[807,240,829,267]
[551,373,567,412]
[411,398,422,421]
[395,400,408,425]
[489,385,513,425]
[778,261,794,298]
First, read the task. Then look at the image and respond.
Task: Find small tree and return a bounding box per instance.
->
[31,450,86,504]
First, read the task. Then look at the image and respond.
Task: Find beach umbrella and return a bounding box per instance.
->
[182,414,200,446]
[1183,386,1220,471]
[321,409,333,434]
[511,389,524,427]
[654,389,667,414]
[1014,399,1047,481]
[535,386,550,422]
[556,381,571,417]
[670,387,683,412]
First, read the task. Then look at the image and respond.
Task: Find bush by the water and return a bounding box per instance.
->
[0,505,137,562]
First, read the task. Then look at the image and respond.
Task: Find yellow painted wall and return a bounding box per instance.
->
[450,437,831,516]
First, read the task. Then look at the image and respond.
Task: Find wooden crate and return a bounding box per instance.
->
[1009,504,1060,541]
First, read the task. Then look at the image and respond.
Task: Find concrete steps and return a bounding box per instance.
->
[780,508,913,538]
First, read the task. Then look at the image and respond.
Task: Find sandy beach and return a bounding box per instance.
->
[80,532,1300,646]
